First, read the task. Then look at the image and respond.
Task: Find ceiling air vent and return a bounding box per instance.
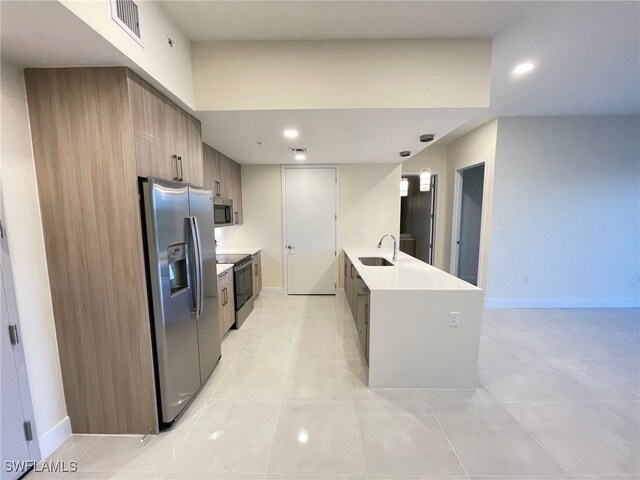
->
[111,0,142,45]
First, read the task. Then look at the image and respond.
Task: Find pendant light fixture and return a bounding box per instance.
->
[420,169,431,191]
[400,178,409,197]
[419,134,435,192]
[399,151,411,197]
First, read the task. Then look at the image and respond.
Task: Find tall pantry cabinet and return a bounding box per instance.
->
[24,67,204,435]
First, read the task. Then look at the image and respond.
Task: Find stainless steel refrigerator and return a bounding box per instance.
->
[140,178,221,426]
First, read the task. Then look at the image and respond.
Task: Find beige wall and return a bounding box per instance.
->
[444,119,499,289]
[217,163,402,290]
[339,164,402,287]
[192,39,491,110]
[214,165,284,290]
[1,59,68,456]
[401,145,449,270]
[60,0,195,108]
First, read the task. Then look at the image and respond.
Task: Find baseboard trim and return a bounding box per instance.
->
[261,287,285,296]
[485,298,640,308]
[38,415,71,460]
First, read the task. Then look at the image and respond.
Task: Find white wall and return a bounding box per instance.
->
[60,0,195,108]
[1,59,68,457]
[192,39,491,110]
[214,165,284,290]
[444,119,498,289]
[402,145,449,270]
[486,116,640,307]
[217,163,402,290]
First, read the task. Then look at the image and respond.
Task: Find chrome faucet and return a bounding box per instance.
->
[377,234,398,262]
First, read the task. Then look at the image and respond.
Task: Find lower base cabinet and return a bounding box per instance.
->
[218,271,235,339]
[344,253,369,364]
[252,252,262,297]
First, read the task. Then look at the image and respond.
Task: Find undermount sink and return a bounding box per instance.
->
[358,257,394,267]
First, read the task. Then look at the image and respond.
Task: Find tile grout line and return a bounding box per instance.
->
[427,400,471,480]
[160,298,267,476]
[493,390,570,477]
[339,295,376,478]
[263,294,294,476]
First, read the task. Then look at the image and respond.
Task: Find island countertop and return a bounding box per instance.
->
[344,247,482,292]
[216,247,261,256]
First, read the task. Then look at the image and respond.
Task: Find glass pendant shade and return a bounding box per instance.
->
[400,178,409,197]
[420,169,431,191]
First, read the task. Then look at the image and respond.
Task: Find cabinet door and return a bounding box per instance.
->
[226,275,235,331]
[252,252,261,297]
[211,148,226,197]
[231,160,243,225]
[344,256,352,314]
[129,75,177,181]
[173,108,203,186]
[203,144,216,191]
[218,272,236,339]
[349,262,357,315]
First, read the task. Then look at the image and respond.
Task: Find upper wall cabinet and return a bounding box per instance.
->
[203,143,243,225]
[129,73,203,186]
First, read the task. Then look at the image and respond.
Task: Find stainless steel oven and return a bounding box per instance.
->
[213,197,233,227]
[232,256,254,328]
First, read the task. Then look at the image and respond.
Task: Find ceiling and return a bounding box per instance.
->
[199,108,482,164]
[2,1,638,165]
[0,1,195,113]
[162,0,640,151]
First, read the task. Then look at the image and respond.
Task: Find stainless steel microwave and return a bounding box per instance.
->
[213,197,233,227]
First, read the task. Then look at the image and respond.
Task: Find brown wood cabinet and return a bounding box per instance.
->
[344,253,368,364]
[203,143,243,225]
[252,251,262,297]
[344,254,356,315]
[24,67,161,434]
[129,73,203,186]
[217,270,235,339]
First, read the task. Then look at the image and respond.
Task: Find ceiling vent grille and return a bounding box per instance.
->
[111,0,142,44]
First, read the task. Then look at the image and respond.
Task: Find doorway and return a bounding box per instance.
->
[282,166,338,295]
[452,163,485,285]
[399,174,437,264]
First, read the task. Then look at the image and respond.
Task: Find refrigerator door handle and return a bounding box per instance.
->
[188,216,202,317]
[191,216,204,318]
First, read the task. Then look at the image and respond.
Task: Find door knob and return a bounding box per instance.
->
[287,245,295,250]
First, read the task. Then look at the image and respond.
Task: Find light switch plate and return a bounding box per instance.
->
[449,312,460,327]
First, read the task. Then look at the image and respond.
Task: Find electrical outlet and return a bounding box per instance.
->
[355,228,363,236]
[523,275,529,284]
[449,312,460,328]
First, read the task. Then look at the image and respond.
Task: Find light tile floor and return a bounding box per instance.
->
[30,295,639,479]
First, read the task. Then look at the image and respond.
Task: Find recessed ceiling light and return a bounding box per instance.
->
[294,153,306,161]
[513,62,535,75]
[283,129,299,138]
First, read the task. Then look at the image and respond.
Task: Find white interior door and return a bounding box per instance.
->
[1,208,40,478]
[284,167,337,294]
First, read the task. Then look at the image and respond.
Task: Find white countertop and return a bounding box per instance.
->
[216,264,233,275]
[344,247,482,292]
[216,247,261,256]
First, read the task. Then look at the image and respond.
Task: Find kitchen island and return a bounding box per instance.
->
[344,247,483,389]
